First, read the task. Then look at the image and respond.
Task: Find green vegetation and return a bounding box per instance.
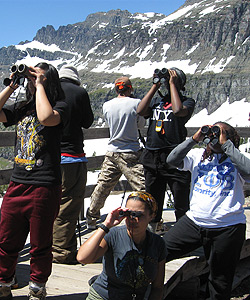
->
[0,157,13,197]
[0,184,8,197]
[0,157,13,170]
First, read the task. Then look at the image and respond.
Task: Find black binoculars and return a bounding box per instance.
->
[119,210,143,218]
[3,64,31,87]
[153,68,170,84]
[201,125,220,145]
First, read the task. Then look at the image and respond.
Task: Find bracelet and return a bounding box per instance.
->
[9,86,15,90]
[98,224,110,234]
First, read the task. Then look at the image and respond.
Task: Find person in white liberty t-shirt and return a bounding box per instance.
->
[163,121,250,300]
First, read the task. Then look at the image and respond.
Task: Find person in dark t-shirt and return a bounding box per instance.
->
[137,68,195,232]
[52,65,94,265]
[0,62,68,300]
[77,191,166,300]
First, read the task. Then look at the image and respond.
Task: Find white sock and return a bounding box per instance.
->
[29,281,46,291]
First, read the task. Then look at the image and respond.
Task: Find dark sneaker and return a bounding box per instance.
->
[28,283,46,300]
[0,285,12,299]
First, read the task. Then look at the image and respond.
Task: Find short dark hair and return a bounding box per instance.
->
[114,76,132,95]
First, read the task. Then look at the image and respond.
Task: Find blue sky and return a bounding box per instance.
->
[0,0,186,48]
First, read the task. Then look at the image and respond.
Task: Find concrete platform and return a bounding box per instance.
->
[11,208,250,299]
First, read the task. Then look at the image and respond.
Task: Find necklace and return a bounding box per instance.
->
[128,230,148,300]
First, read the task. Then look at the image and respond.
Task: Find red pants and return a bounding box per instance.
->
[0,181,61,283]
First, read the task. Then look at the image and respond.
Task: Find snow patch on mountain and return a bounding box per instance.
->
[201,56,235,74]
[186,98,250,127]
[16,41,78,55]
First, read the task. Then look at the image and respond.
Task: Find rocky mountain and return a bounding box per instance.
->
[0,0,249,124]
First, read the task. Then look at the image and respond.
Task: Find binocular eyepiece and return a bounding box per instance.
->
[201,125,220,146]
[153,68,170,84]
[3,64,31,87]
[10,64,29,75]
[119,210,143,218]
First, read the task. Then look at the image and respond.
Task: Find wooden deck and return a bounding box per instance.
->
[11,208,250,299]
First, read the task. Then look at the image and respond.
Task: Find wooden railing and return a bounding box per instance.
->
[0,127,250,197]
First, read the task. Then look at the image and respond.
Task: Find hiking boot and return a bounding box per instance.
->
[156,219,164,232]
[0,285,12,299]
[28,282,46,300]
[86,208,98,230]
[147,222,157,233]
[86,217,97,230]
[148,219,164,233]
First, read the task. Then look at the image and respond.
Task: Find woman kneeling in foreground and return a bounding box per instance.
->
[77,191,166,300]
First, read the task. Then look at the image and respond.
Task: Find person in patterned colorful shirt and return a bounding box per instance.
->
[0,62,68,300]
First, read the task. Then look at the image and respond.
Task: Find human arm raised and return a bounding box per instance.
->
[77,207,126,264]
[168,69,189,117]
[218,125,250,179]
[137,69,191,117]
[136,83,160,117]
[29,66,61,126]
[0,75,19,122]
[166,126,204,168]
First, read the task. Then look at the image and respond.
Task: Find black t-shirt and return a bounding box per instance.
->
[145,94,195,150]
[3,100,68,185]
[60,79,94,155]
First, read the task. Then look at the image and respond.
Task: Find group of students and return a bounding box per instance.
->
[86,68,195,233]
[0,61,249,300]
[79,121,250,300]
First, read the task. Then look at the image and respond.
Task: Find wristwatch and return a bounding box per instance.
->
[99,224,110,233]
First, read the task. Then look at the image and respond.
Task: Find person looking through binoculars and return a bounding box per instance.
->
[0,63,68,300]
[77,191,166,300]
[137,68,195,232]
[163,122,249,299]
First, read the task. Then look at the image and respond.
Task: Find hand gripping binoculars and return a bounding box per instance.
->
[3,64,31,87]
[201,125,220,146]
[153,68,170,84]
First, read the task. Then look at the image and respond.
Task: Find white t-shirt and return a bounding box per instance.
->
[181,148,246,228]
[103,97,145,152]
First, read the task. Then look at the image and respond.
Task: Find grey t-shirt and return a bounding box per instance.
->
[103,97,145,152]
[92,225,166,300]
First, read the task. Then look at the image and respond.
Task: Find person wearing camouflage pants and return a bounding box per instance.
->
[86,76,145,229]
